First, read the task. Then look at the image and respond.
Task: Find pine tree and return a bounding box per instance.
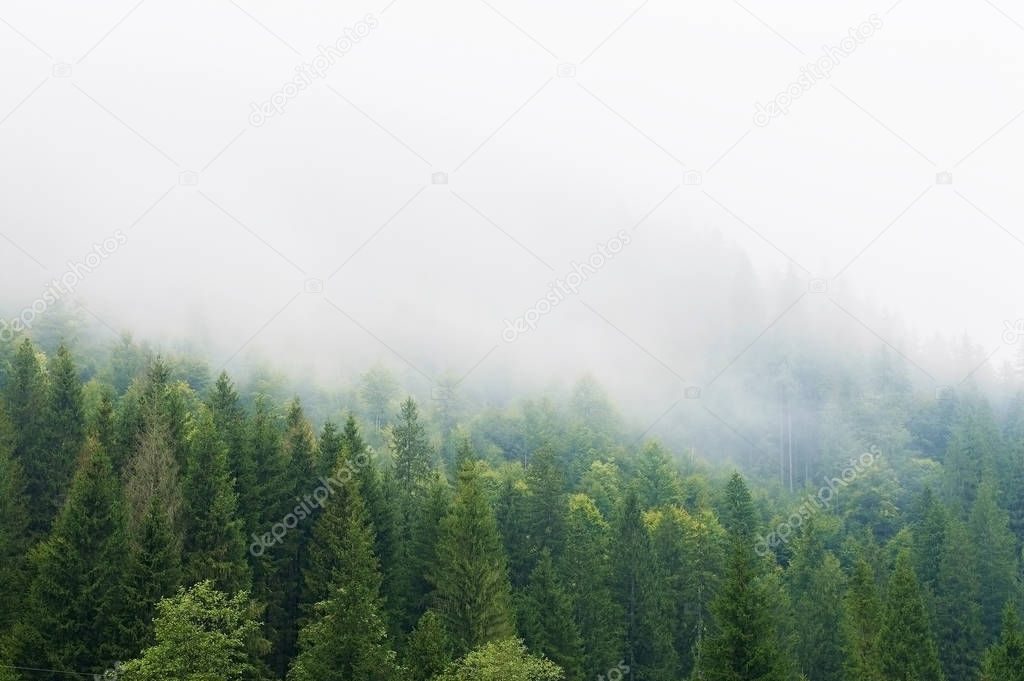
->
[979,605,1024,681]
[970,479,1017,640]
[934,518,983,681]
[269,398,318,674]
[287,459,400,681]
[614,490,678,681]
[842,558,883,681]
[4,339,49,535]
[0,421,30,646]
[405,610,452,681]
[182,407,251,595]
[787,520,845,681]
[524,446,568,563]
[431,456,515,656]
[44,343,85,519]
[23,441,129,676]
[517,549,583,680]
[560,494,624,681]
[634,441,681,510]
[302,450,366,611]
[878,552,944,681]
[315,420,342,479]
[694,473,793,681]
[209,372,257,535]
[122,496,183,653]
[391,397,434,492]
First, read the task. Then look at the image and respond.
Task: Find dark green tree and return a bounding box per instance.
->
[842,558,883,681]
[287,458,400,681]
[431,457,515,656]
[878,552,944,681]
[182,407,251,593]
[979,605,1024,681]
[23,441,129,676]
[517,549,583,680]
[694,474,793,681]
[4,339,49,535]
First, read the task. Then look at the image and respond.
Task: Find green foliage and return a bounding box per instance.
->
[24,441,129,675]
[431,456,515,656]
[517,549,583,680]
[287,459,400,681]
[182,407,251,593]
[878,552,944,681]
[433,638,564,681]
[979,605,1024,681]
[842,558,883,681]
[119,581,265,681]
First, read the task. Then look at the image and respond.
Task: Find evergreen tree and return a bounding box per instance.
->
[878,552,944,681]
[979,605,1024,681]
[0,423,30,646]
[315,420,342,479]
[933,518,983,681]
[613,490,677,681]
[560,494,624,681]
[694,474,793,681]
[524,446,568,563]
[431,456,515,656]
[23,441,129,676]
[208,372,257,535]
[842,558,883,681]
[970,480,1018,640]
[4,339,49,535]
[787,521,845,681]
[517,549,583,680]
[44,343,85,519]
[391,397,434,492]
[405,610,452,681]
[182,407,251,593]
[287,456,400,681]
[122,496,183,654]
[634,441,681,510]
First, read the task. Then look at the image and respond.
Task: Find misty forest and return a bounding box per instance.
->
[3,0,1024,680]
[0,308,1023,681]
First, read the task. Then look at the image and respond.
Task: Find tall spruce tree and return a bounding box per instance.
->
[4,339,49,535]
[979,605,1024,681]
[878,552,944,681]
[933,518,983,681]
[44,343,85,519]
[517,549,584,681]
[23,441,129,676]
[0,422,30,648]
[694,473,793,681]
[842,558,883,681]
[431,456,515,656]
[287,459,400,681]
[970,479,1018,640]
[560,493,624,681]
[182,407,251,593]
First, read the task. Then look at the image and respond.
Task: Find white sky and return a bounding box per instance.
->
[2,0,1023,412]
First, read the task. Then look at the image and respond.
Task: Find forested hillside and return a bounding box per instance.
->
[1,332,1023,681]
